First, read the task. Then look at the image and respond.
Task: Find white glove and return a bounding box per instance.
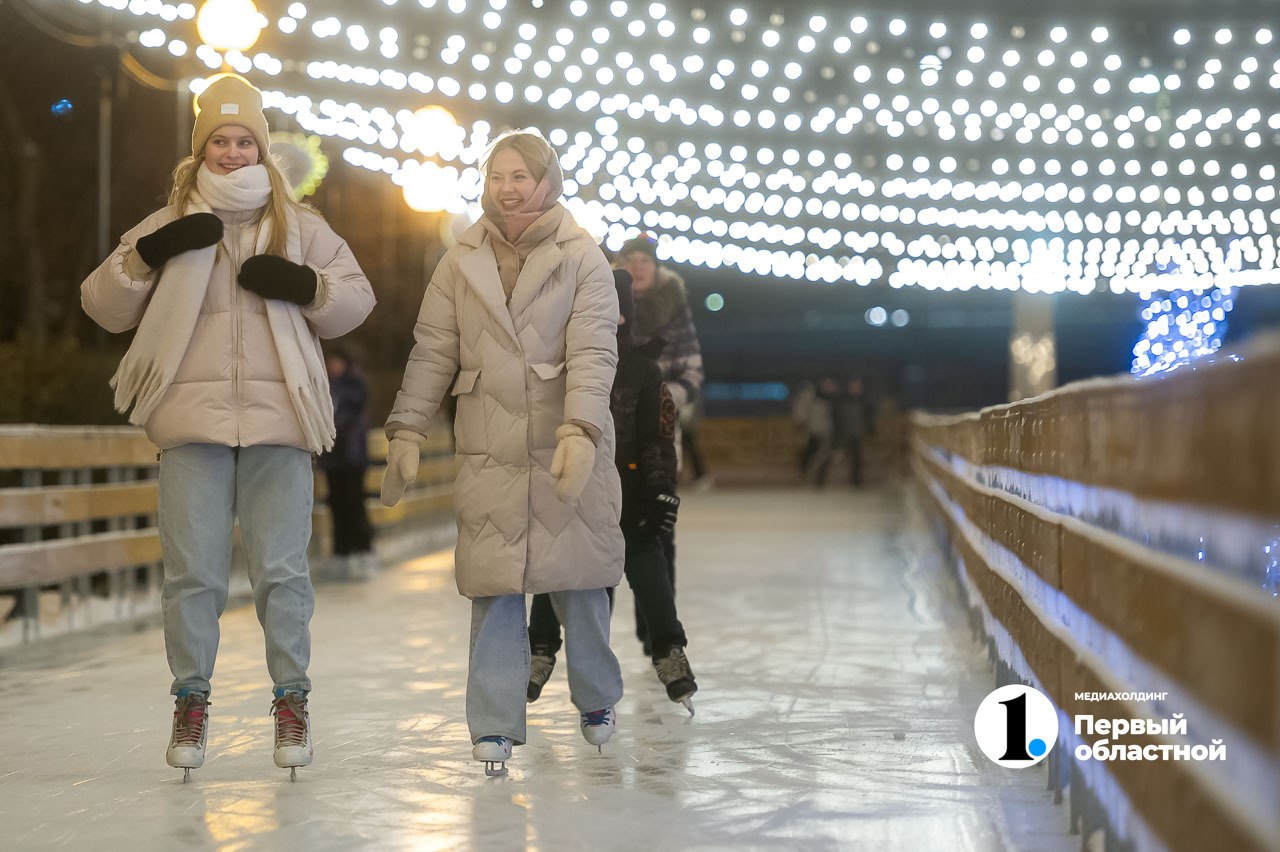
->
[380,434,422,507]
[550,423,596,502]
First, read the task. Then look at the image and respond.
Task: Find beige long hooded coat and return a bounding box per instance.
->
[386,212,625,598]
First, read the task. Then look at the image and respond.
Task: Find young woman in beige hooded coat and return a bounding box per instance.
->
[381,131,625,775]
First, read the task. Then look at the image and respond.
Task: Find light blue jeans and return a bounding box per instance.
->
[467,590,622,744]
[159,443,315,696]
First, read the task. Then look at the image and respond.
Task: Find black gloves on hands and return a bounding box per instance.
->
[134,212,223,269]
[237,255,319,306]
[646,492,680,536]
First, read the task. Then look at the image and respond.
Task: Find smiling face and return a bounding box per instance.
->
[487,146,537,213]
[203,124,260,175]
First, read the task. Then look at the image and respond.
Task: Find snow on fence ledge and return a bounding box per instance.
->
[910,334,1280,852]
[0,425,456,646]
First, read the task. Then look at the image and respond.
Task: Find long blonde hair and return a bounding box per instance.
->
[167,151,308,258]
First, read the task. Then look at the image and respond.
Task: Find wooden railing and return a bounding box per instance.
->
[0,426,455,645]
[911,336,1280,852]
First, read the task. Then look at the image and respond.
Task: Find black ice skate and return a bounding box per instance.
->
[166,692,210,783]
[527,648,557,703]
[473,736,512,776]
[653,647,698,715]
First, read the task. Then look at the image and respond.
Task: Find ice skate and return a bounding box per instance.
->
[653,646,698,716]
[473,736,512,776]
[270,692,313,781]
[580,707,616,752]
[526,648,557,703]
[166,692,210,783]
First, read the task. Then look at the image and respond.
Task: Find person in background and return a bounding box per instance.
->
[617,234,705,653]
[817,377,874,488]
[791,379,832,481]
[320,349,374,579]
[527,269,698,714]
[679,395,713,491]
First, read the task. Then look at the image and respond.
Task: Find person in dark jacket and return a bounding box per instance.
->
[816,377,874,488]
[320,349,374,575]
[526,270,698,713]
[617,234,706,650]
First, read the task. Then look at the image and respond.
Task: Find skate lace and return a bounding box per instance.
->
[654,648,693,685]
[271,694,309,748]
[170,695,208,748]
[582,708,613,727]
[477,735,508,746]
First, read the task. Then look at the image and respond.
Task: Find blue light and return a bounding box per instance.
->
[705,382,790,402]
[51,99,74,117]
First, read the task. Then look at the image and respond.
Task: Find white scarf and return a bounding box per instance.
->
[110,164,336,453]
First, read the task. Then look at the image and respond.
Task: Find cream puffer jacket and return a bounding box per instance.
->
[82,204,375,451]
[386,213,625,598]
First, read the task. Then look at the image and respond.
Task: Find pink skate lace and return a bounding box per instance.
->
[271,693,309,747]
[170,694,208,747]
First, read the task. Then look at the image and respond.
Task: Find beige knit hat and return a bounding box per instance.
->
[191,74,270,157]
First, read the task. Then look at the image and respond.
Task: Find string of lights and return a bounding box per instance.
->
[47,0,1280,294]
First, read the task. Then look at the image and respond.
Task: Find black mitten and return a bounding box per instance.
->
[134,212,223,268]
[237,255,318,305]
[647,493,680,536]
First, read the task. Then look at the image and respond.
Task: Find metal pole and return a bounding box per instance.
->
[96,53,113,261]
[176,79,189,163]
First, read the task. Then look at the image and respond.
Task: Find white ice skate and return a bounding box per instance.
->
[653,647,698,716]
[473,736,512,776]
[580,707,616,752]
[166,692,210,783]
[271,692,313,781]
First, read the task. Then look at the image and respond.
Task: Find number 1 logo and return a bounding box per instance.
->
[974,685,1059,767]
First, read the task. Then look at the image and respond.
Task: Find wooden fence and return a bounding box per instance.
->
[911,337,1280,852]
[0,426,455,645]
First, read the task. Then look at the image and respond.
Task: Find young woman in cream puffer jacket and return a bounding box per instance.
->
[80,74,374,782]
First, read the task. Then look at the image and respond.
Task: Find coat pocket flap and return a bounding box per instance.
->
[530,362,567,381]
[451,368,480,395]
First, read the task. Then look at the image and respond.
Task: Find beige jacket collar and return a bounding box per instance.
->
[457,211,587,345]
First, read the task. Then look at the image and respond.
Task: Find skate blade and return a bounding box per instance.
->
[681,698,695,716]
[483,761,507,777]
[182,768,191,783]
[289,766,297,782]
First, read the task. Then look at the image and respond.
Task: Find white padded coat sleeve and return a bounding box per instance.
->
[562,243,619,436]
[385,253,462,438]
[299,212,376,339]
[80,207,177,334]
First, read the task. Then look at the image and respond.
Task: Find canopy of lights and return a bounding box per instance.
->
[42,0,1280,302]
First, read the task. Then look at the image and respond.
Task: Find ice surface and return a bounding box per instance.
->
[0,489,1074,851]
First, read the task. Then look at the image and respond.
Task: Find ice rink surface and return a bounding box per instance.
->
[1,487,1074,851]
